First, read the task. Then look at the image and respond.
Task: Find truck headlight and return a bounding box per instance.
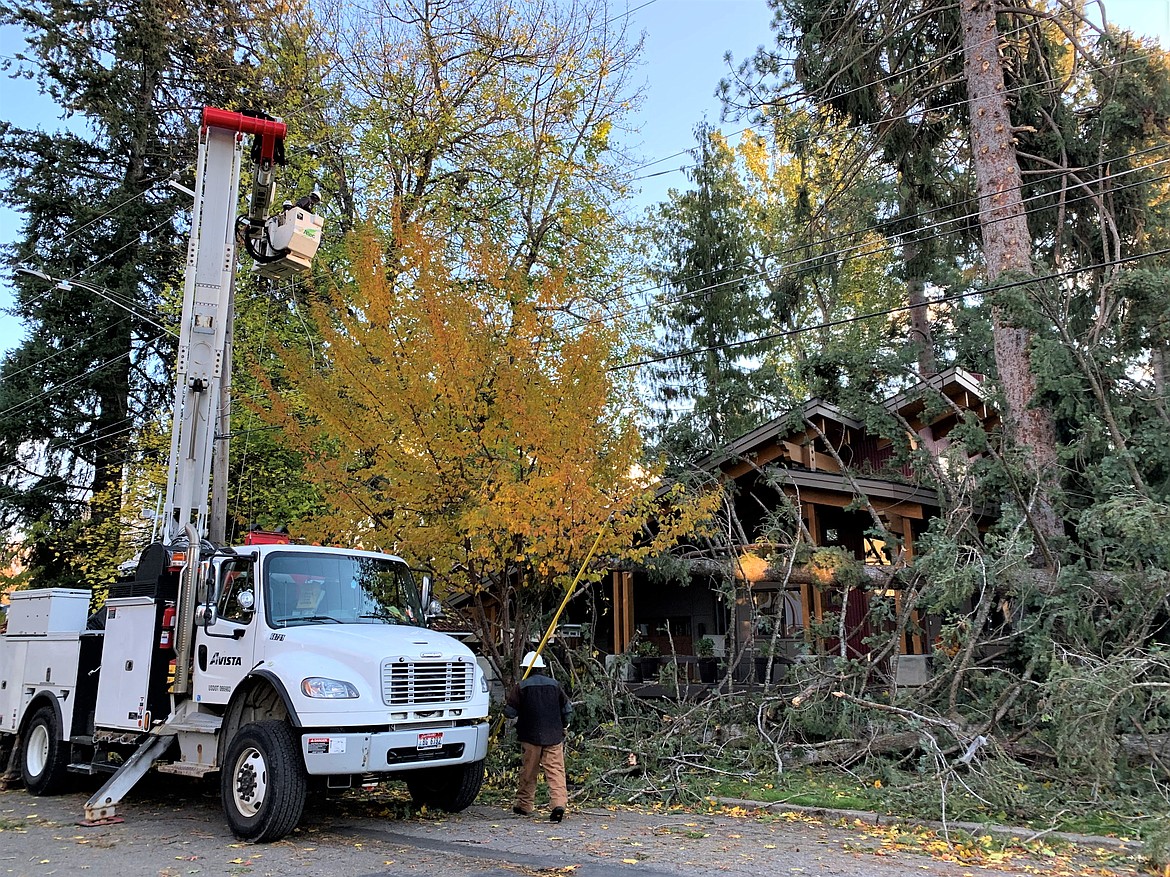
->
[301,677,359,698]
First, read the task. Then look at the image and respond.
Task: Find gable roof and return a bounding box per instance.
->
[882,366,987,422]
[694,398,861,471]
[694,366,990,475]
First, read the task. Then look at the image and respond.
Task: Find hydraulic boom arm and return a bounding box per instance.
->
[162,108,323,543]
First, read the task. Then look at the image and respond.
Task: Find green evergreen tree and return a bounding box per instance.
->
[0,0,266,587]
[733,0,1170,546]
[648,125,770,465]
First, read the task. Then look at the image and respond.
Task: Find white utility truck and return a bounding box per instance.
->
[0,108,490,842]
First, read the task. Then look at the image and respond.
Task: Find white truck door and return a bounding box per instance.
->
[193,558,258,705]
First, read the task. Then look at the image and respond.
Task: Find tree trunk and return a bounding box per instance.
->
[897,179,937,379]
[958,0,1062,548]
[906,267,936,379]
[786,731,925,766]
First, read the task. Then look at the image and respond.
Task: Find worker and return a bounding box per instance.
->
[294,189,321,212]
[505,651,573,823]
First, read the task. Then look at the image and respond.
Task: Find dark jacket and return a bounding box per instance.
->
[504,673,573,746]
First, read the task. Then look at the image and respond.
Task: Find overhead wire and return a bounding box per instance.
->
[595,176,1169,363]
[0,420,157,495]
[611,246,1170,372]
[0,315,134,381]
[601,53,1164,311]
[625,16,1040,176]
[0,334,165,420]
[624,160,1170,327]
[2,281,175,387]
[586,143,1170,327]
[628,46,1155,190]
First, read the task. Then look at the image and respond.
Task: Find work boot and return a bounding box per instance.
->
[512,806,532,816]
[550,807,564,823]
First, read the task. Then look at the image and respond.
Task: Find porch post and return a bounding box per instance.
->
[612,570,634,655]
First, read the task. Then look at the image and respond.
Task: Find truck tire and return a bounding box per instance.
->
[21,705,69,795]
[406,758,485,812]
[220,721,307,842]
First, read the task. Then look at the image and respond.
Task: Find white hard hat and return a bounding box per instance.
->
[521,651,545,669]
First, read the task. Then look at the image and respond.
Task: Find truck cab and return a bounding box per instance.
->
[195,544,489,775]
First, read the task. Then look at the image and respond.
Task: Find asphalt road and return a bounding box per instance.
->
[0,779,1146,877]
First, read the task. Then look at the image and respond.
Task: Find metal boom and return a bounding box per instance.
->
[162,109,288,543]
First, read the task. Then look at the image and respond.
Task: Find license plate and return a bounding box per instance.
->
[417,731,443,750]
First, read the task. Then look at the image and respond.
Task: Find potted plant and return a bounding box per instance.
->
[754,640,787,685]
[694,636,719,683]
[634,639,660,682]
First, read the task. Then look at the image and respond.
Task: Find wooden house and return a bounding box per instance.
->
[596,367,997,681]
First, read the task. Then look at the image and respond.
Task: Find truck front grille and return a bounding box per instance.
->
[382,661,473,706]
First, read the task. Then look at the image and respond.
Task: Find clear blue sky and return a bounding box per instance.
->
[1,0,1167,356]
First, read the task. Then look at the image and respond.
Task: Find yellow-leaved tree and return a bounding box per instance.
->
[261,220,717,677]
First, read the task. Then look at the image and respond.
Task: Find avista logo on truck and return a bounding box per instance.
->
[0,107,491,845]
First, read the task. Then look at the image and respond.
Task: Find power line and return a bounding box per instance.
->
[614,92,1166,310]
[610,247,1170,372]
[626,17,1043,177]
[57,188,156,247]
[0,335,164,420]
[607,0,657,27]
[2,284,173,391]
[589,144,1170,326]
[615,161,1170,329]
[630,48,1154,185]
[0,315,133,380]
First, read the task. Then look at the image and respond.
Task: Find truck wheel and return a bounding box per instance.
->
[406,758,485,812]
[21,705,69,795]
[220,721,307,842]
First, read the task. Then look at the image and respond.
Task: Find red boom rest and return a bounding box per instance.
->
[202,107,286,165]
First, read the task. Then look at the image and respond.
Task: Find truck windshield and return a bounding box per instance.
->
[264,552,424,628]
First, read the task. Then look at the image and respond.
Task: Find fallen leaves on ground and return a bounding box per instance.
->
[640,800,1155,877]
[845,820,1148,876]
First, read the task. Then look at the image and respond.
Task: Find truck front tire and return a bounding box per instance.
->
[406,758,485,812]
[21,705,69,795]
[221,721,307,842]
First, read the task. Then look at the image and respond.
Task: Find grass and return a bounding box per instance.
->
[708,770,882,813]
[703,767,1165,842]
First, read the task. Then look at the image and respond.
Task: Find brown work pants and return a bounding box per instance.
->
[514,741,568,812]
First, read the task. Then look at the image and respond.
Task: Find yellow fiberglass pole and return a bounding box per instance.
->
[521,515,611,680]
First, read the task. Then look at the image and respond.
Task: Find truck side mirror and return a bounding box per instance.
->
[193,562,218,628]
[419,574,432,607]
[426,597,442,620]
[197,561,215,605]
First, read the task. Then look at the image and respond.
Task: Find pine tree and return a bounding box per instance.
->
[649,126,769,464]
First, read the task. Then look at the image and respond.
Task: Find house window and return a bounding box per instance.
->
[754,589,803,637]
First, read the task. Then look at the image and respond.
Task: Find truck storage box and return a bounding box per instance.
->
[94,597,168,731]
[5,589,90,636]
[0,635,83,734]
[0,638,28,732]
